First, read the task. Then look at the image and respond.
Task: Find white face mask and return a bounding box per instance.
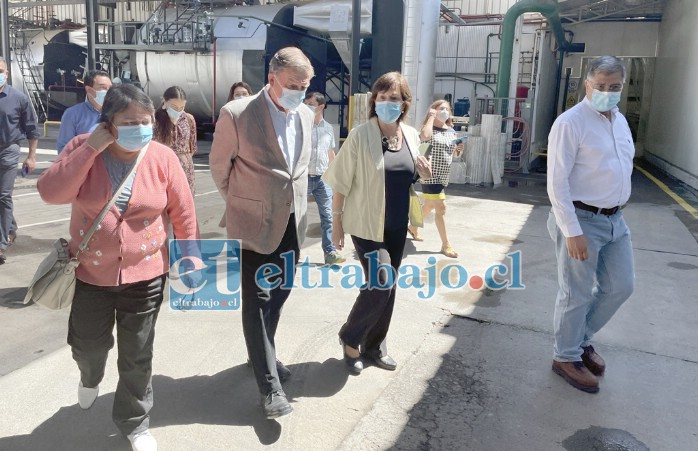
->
[278,86,306,111]
[93,90,108,106]
[436,109,450,122]
[166,105,184,121]
[590,89,621,112]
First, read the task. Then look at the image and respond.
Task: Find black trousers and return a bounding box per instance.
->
[240,215,299,396]
[341,226,408,357]
[68,274,165,436]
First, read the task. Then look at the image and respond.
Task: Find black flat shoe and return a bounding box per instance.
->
[261,391,293,419]
[339,338,363,374]
[366,353,397,371]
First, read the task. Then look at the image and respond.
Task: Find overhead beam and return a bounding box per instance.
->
[560,0,664,24]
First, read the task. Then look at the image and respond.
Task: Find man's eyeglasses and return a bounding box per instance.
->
[591,85,623,92]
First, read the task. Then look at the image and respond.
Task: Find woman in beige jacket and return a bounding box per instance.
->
[323,72,432,374]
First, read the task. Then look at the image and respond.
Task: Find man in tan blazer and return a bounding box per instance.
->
[210,47,314,419]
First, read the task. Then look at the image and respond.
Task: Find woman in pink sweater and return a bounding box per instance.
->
[37,85,198,451]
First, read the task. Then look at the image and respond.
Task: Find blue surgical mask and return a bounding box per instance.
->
[375,101,403,124]
[116,124,153,152]
[278,87,306,111]
[0,73,6,87]
[167,106,184,121]
[590,89,621,112]
[94,90,108,106]
[305,104,317,114]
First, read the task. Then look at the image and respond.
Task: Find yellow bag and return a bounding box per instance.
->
[409,186,424,228]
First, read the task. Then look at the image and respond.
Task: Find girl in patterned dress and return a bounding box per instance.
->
[408,100,464,258]
[153,86,198,194]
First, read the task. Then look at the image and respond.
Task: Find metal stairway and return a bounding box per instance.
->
[157,2,204,44]
[11,32,48,123]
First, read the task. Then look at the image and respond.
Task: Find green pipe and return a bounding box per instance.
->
[495,0,570,98]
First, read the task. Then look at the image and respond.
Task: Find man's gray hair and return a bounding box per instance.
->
[586,56,626,82]
[99,84,154,124]
[269,47,314,76]
[0,56,6,66]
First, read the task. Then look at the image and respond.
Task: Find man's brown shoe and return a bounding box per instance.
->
[552,361,599,393]
[582,345,606,376]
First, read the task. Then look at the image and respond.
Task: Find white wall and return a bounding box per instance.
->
[562,22,660,78]
[644,0,698,188]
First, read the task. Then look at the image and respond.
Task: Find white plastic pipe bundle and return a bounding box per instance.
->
[465,136,486,185]
[480,114,502,184]
[352,93,371,130]
[448,132,468,184]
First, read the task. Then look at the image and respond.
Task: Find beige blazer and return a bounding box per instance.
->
[210,91,313,254]
[322,117,422,242]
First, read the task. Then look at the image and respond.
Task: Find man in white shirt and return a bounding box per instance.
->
[547,55,635,394]
[303,92,345,265]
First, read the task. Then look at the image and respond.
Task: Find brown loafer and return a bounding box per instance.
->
[582,345,606,376]
[552,361,599,393]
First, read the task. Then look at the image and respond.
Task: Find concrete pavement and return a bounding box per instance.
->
[0,140,697,450]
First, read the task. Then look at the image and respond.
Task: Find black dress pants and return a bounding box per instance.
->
[340,226,408,357]
[240,215,299,396]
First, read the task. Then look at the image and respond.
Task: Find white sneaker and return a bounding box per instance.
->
[127,429,157,451]
[78,381,99,410]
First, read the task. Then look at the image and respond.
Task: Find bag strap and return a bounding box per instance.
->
[76,147,149,255]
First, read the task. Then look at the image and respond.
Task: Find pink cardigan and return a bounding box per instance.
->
[37,135,199,286]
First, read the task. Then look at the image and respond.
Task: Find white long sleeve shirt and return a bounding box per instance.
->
[547,97,634,237]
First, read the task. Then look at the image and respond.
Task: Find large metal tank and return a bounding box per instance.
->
[135,4,289,124]
[10,28,90,120]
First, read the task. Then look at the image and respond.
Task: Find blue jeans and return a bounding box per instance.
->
[547,208,634,362]
[308,175,336,255]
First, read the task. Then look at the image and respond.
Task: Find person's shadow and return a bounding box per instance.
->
[0,359,349,450]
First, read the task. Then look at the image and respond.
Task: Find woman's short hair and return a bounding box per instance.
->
[100,84,154,124]
[368,72,412,123]
[227,81,253,102]
[269,47,314,77]
[422,99,454,128]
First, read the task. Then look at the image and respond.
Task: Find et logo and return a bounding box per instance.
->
[169,239,241,310]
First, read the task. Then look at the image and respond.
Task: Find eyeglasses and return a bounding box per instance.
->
[590,85,623,93]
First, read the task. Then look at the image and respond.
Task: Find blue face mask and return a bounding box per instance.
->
[166,106,184,121]
[375,101,403,124]
[115,124,153,152]
[94,90,108,106]
[0,73,6,87]
[590,89,621,112]
[278,86,306,111]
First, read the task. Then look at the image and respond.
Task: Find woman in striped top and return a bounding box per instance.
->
[408,100,464,258]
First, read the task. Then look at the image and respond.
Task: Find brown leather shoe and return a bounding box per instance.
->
[582,345,606,376]
[552,361,599,393]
